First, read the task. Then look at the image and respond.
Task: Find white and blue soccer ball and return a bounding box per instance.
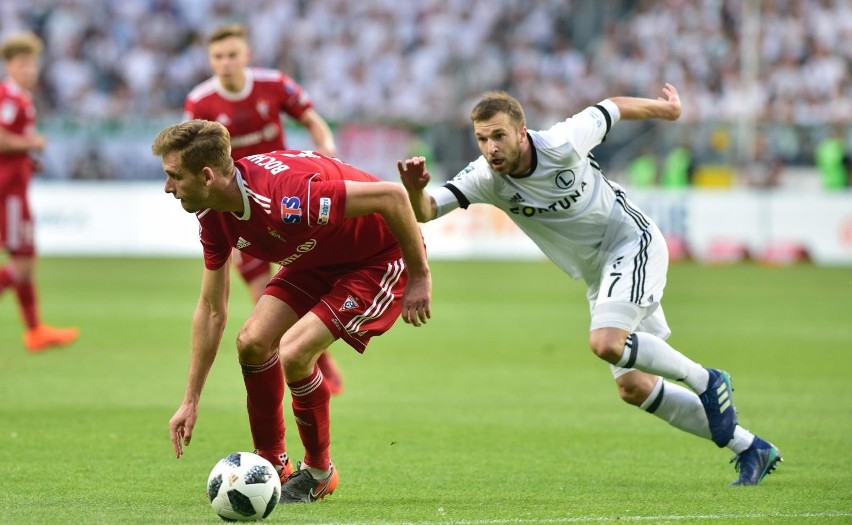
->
[207,452,281,521]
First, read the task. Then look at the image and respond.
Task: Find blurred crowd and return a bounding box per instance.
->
[1,0,851,181]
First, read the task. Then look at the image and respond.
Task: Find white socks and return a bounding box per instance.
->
[641,377,753,453]
[641,378,711,439]
[617,332,710,394]
[302,463,333,480]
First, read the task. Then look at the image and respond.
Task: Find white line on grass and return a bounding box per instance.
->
[305,512,852,525]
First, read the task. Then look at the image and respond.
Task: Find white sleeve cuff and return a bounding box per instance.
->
[597,98,621,125]
[431,186,462,217]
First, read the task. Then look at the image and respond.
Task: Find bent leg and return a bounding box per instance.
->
[617,369,757,453]
[237,295,299,470]
[613,369,660,407]
[279,312,337,472]
[589,321,709,394]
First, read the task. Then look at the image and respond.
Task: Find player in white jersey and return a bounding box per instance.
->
[398,84,781,486]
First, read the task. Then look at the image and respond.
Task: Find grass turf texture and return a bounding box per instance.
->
[0,257,850,524]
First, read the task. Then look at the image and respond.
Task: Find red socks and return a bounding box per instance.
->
[15,281,39,329]
[242,353,287,466]
[0,266,39,329]
[0,266,15,293]
[242,354,333,471]
[288,366,331,470]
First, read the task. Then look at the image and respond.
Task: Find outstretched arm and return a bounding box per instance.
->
[168,262,230,458]
[0,126,46,153]
[397,156,438,222]
[609,83,681,121]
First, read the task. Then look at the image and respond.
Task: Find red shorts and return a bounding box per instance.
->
[0,176,35,256]
[264,257,408,352]
[231,249,271,283]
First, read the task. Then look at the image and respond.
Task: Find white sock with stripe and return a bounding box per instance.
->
[641,377,754,452]
[641,378,711,439]
[617,332,710,394]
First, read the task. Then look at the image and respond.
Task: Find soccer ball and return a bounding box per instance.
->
[207,452,281,521]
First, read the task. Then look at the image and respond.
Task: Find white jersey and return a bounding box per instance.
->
[430,99,655,283]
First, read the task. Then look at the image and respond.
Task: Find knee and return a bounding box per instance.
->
[616,380,648,406]
[616,373,657,407]
[278,345,321,382]
[279,345,312,369]
[588,330,627,364]
[236,325,275,362]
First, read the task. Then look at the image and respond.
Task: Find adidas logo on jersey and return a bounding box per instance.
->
[509,192,525,203]
[236,237,251,250]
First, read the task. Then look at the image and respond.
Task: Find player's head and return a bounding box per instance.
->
[152,120,235,212]
[207,23,250,92]
[470,91,528,176]
[1,31,43,90]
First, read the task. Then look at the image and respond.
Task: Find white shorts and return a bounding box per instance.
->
[586,224,671,378]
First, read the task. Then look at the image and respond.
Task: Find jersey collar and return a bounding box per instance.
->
[213,68,254,101]
[232,167,252,221]
[1,77,28,96]
[508,132,538,179]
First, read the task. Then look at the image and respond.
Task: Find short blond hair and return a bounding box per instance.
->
[1,31,44,61]
[207,23,248,46]
[151,120,234,177]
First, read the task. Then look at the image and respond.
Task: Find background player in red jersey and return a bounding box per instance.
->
[153,120,431,503]
[184,24,344,393]
[0,32,79,352]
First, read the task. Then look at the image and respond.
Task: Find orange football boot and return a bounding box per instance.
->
[280,462,339,503]
[24,324,80,352]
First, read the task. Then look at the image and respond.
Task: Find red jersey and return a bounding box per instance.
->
[198,151,402,271]
[184,68,312,159]
[0,78,37,181]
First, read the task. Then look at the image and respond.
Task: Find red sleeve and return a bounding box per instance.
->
[304,178,347,227]
[278,74,313,120]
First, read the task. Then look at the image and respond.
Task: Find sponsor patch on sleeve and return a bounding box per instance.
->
[317,197,332,225]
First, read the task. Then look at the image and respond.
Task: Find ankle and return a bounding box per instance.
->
[301,462,332,479]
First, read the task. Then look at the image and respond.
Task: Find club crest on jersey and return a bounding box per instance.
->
[339,295,360,312]
[215,113,231,126]
[256,99,270,118]
[281,196,302,224]
[554,169,576,189]
[317,197,331,225]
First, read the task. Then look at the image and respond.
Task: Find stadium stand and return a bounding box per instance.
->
[1,0,850,182]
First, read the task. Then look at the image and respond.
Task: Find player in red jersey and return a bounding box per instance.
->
[184,24,344,393]
[153,120,431,503]
[0,32,79,352]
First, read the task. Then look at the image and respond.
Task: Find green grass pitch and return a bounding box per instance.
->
[0,257,851,524]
